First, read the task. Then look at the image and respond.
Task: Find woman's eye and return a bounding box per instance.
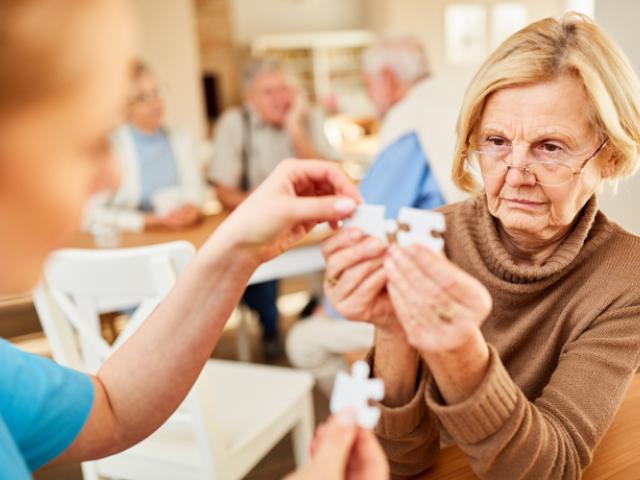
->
[487,136,508,147]
[540,143,563,153]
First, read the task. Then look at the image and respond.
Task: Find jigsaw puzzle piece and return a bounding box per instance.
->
[330,360,385,429]
[359,406,382,430]
[342,204,389,244]
[396,207,446,252]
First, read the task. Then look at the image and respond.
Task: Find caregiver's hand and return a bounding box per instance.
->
[285,411,389,480]
[384,243,493,403]
[322,228,398,333]
[213,159,361,266]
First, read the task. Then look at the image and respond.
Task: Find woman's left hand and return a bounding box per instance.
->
[384,243,493,355]
[384,243,493,403]
[213,159,361,266]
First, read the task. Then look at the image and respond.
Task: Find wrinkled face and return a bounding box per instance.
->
[127,71,164,132]
[246,71,294,127]
[474,74,611,244]
[364,71,395,117]
[0,1,133,293]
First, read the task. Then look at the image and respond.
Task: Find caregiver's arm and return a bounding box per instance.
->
[56,159,360,463]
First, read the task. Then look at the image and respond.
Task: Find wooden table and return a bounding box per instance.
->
[68,212,328,251]
[1,215,230,315]
[69,213,228,250]
[0,293,33,309]
[2,213,329,318]
[418,374,640,479]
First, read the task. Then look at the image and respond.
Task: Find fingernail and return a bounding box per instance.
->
[334,197,356,213]
[336,409,356,427]
[389,244,402,258]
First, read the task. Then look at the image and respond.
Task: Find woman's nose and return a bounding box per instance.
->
[504,145,537,187]
[505,165,537,187]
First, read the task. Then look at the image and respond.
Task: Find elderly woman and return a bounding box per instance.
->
[324,13,640,479]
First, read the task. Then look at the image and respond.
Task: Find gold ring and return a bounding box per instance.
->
[327,276,339,287]
[435,305,456,323]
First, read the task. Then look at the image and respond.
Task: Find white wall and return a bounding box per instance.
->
[594,0,640,233]
[128,0,206,137]
[370,0,565,75]
[230,0,369,44]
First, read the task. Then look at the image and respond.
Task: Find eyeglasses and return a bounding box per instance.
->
[129,88,161,105]
[466,138,609,187]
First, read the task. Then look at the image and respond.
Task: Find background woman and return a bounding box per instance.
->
[86,61,204,233]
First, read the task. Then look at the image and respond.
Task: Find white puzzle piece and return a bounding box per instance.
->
[341,204,391,244]
[330,360,385,429]
[396,207,446,252]
[342,204,446,252]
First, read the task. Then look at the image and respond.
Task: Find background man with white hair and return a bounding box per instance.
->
[286,36,468,393]
[209,57,334,209]
[208,57,334,358]
[360,35,468,212]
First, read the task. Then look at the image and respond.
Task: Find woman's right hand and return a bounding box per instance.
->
[322,228,399,334]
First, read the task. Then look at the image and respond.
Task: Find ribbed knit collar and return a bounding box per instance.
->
[466,195,610,284]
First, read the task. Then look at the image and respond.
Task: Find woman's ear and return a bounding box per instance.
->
[600,148,620,179]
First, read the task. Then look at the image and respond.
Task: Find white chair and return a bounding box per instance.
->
[34,241,314,480]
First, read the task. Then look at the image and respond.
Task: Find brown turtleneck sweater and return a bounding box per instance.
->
[372,195,640,479]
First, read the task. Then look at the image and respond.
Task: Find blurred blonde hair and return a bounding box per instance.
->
[453,12,640,193]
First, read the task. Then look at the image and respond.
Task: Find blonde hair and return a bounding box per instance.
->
[453,12,640,193]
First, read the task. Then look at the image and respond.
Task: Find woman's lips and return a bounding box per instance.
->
[503,198,546,209]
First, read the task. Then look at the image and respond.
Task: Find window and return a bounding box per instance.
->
[445,4,487,66]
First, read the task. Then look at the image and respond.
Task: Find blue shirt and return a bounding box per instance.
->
[130,126,180,211]
[324,131,446,318]
[359,132,445,216]
[0,339,94,479]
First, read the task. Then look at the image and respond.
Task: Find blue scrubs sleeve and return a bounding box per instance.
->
[0,339,95,471]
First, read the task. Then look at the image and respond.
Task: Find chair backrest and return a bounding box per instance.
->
[34,241,195,372]
[249,245,324,285]
[33,241,228,478]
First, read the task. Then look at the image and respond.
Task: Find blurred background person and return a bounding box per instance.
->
[208,56,335,209]
[208,57,335,358]
[286,35,468,394]
[360,35,469,209]
[85,60,205,233]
